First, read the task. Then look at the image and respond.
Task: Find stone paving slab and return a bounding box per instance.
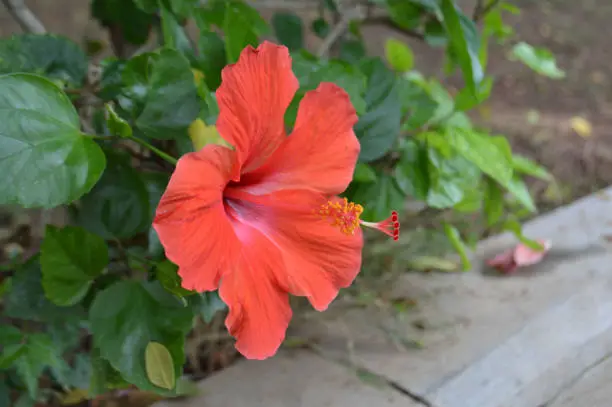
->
[548,353,612,407]
[157,188,612,407]
[299,187,612,407]
[155,350,420,407]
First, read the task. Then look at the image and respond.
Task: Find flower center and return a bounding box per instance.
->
[318,198,364,235]
[318,197,400,240]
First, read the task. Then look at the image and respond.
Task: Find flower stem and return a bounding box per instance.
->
[126,134,178,166]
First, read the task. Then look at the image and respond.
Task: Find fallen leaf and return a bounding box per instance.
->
[486,239,551,274]
[570,116,592,138]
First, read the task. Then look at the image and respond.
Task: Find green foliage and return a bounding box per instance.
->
[89,281,193,393]
[0,74,105,208]
[511,42,565,79]
[41,225,109,306]
[0,0,561,402]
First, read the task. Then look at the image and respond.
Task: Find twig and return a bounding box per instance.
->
[1,0,46,33]
[316,6,365,58]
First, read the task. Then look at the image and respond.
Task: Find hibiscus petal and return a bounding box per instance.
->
[153,145,241,292]
[225,189,364,311]
[240,82,360,196]
[216,41,298,176]
[219,222,292,360]
[514,239,551,266]
[486,239,551,274]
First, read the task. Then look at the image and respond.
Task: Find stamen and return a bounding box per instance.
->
[319,197,363,235]
[318,198,400,241]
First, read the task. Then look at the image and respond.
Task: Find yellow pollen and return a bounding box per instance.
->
[319,197,364,235]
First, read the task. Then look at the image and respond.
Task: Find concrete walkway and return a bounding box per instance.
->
[157,187,612,407]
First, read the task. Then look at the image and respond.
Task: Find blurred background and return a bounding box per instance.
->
[1,0,612,406]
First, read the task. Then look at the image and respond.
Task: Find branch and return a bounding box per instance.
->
[316,6,365,58]
[1,0,46,33]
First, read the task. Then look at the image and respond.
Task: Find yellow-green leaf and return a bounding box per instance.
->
[384,38,414,72]
[145,341,175,390]
[61,389,89,405]
[188,118,231,151]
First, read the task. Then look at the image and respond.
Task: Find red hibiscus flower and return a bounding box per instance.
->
[153,42,399,360]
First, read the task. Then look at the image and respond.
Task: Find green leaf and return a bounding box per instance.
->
[223,1,268,63]
[145,342,176,390]
[192,291,227,323]
[4,258,85,323]
[98,58,126,101]
[511,42,565,79]
[0,325,22,344]
[384,38,414,72]
[272,12,303,51]
[0,330,25,364]
[502,219,544,251]
[0,343,26,369]
[398,76,439,131]
[133,49,200,140]
[310,63,367,114]
[195,30,227,90]
[440,0,483,96]
[350,174,404,221]
[505,176,537,212]
[193,0,226,28]
[454,186,482,213]
[0,34,88,85]
[156,260,196,298]
[77,152,150,239]
[165,0,199,18]
[159,4,193,54]
[287,58,367,126]
[91,0,154,45]
[385,0,425,30]
[339,39,366,64]
[356,59,402,162]
[57,353,92,390]
[443,223,471,270]
[0,73,106,208]
[89,281,194,393]
[446,128,513,187]
[105,103,132,138]
[0,380,9,407]
[424,19,448,46]
[14,333,66,399]
[40,225,109,306]
[311,18,330,38]
[512,154,553,181]
[426,146,480,208]
[454,76,493,111]
[484,177,504,226]
[394,139,429,199]
[353,163,377,183]
[133,0,157,13]
[483,7,514,42]
[89,348,131,397]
